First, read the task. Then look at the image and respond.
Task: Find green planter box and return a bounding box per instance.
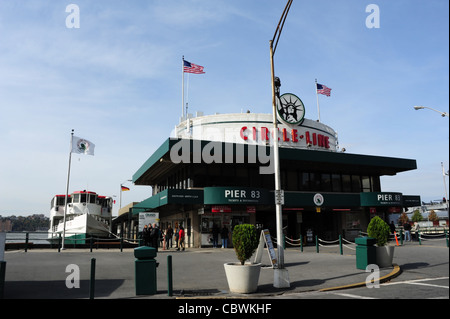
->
[355,237,376,270]
[134,246,157,295]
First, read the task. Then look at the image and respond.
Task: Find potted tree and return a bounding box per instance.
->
[223,224,261,293]
[367,216,395,268]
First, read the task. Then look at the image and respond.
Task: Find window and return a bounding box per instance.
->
[321,173,332,192]
[362,176,371,192]
[331,174,342,192]
[310,172,321,191]
[351,175,361,192]
[286,170,298,191]
[300,172,310,191]
[342,175,352,192]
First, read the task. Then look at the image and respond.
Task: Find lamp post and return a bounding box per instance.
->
[413,106,449,117]
[270,0,293,288]
[442,163,449,224]
[414,105,449,222]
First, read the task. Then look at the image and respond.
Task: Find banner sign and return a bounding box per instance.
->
[204,187,271,205]
[360,192,403,206]
[139,212,159,232]
[211,205,232,213]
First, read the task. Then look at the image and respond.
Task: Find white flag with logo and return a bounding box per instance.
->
[72,136,95,155]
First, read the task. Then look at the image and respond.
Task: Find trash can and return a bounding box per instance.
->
[355,237,376,270]
[134,246,158,295]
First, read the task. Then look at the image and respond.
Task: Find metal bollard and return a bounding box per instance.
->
[0,261,6,299]
[58,234,62,252]
[25,233,29,252]
[339,235,343,255]
[300,236,303,253]
[167,255,173,297]
[315,236,319,253]
[90,258,96,299]
[445,230,448,248]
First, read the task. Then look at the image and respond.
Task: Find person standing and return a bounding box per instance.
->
[212,224,219,248]
[174,225,179,249]
[147,223,154,247]
[141,224,148,246]
[165,225,173,249]
[177,226,185,251]
[413,222,420,241]
[221,226,229,248]
[403,222,412,242]
[151,223,161,252]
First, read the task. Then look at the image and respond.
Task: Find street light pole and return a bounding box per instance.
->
[270,0,293,289]
[413,106,449,117]
[413,105,449,223]
[442,162,449,224]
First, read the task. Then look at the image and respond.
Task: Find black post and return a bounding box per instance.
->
[167,255,173,297]
[90,258,96,299]
[0,261,6,299]
[25,233,29,252]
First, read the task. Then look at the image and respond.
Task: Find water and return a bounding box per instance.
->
[4,232,50,244]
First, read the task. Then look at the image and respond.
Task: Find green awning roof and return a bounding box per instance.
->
[132,138,417,186]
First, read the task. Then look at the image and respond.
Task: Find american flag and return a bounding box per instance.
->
[316,83,332,96]
[184,60,205,74]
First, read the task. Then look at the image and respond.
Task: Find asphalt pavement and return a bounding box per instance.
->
[2,240,448,299]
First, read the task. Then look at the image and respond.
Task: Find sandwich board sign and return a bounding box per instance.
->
[254,229,277,268]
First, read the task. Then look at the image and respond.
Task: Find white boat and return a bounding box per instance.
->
[48,191,113,244]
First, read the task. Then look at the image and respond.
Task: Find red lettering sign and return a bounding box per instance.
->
[239,127,331,149]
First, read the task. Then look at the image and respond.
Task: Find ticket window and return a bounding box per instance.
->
[201,217,222,233]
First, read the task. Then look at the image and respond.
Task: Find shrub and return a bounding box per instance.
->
[367,216,390,246]
[232,224,259,265]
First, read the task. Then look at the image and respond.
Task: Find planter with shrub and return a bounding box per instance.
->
[223,224,261,293]
[367,216,395,268]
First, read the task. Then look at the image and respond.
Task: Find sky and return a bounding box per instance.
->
[0,0,448,217]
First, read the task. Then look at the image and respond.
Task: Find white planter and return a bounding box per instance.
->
[376,245,395,268]
[224,262,261,294]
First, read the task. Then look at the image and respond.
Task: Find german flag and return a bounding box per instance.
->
[121,186,130,191]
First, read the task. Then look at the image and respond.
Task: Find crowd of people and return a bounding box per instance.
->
[141,223,185,251]
[140,223,231,250]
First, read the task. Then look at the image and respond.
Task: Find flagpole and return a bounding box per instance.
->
[62,129,74,250]
[186,72,190,118]
[182,56,185,121]
[315,79,321,122]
